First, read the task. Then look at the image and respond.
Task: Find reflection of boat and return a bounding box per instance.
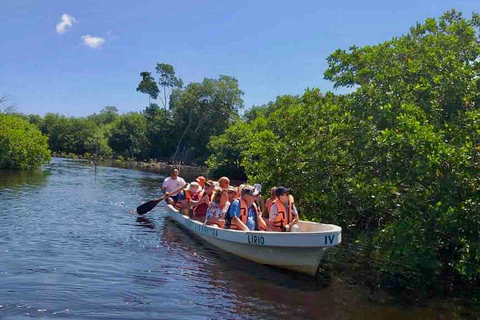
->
[165,205,342,276]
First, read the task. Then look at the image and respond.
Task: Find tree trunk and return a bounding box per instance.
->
[173,113,192,160]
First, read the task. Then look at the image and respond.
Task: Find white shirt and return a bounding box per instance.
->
[162,176,186,196]
[269,202,298,222]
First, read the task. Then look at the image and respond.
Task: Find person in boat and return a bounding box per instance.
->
[162,168,186,205]
[225,185,267,231]
[268,186,299,232]
[226,186,237,203]
[205,187,230,228]
[253,183,266,214]
[263,186,276,218]
[218,176,230,190]
[189,179,215,221]
[174,182,202,216]
[195,176,206,189]
[236,184,246,199]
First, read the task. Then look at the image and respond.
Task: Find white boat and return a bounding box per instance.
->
[165,204,342,276]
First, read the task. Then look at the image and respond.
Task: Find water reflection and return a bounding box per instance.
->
[0,169,49,188]
[160,219,339,319]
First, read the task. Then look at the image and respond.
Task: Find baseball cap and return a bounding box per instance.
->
[275,186,291,197]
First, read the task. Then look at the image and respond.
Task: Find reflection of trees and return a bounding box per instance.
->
[0,170,49,189]
[160,219,349,319]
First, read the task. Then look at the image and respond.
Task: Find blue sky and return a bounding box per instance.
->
[1,0,478,117]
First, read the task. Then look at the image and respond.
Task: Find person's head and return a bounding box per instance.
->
[241,185,259,205]
[188,181,202,194]
[275,186,291,204]
[171,168,179,179]
[238,184,246,196]
[227,186,236,202]
[270,186,277,198]
[212,187,228,204]
[195,176,206,188]
[218,176,230,190]
[204,180,215,195]
[253,183,262,194]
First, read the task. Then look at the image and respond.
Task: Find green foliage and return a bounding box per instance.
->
[207,10,480,286]
[136,71,159,100]
[108,112,149,159]
[0,114,51,170]
[169,75,244,163]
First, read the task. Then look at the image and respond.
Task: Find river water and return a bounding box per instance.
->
[0,158,476,319]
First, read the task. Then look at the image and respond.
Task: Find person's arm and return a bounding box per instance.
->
[161,178,168,193]
[285,205,299,231]
[257,214,267,231]
[188,191,204,207]
[231,216,249,231]
[267,204,279,231]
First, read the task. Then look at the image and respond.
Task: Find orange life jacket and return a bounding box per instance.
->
[229,198,260,230]
[265,197,274,213]
[272,195,295,231]
[174,190,192,210]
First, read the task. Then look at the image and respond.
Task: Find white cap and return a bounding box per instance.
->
[253,183,262,193]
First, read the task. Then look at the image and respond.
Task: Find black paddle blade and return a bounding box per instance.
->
[136,199,162,215]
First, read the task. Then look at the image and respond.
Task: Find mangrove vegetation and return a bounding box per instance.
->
[3,9,480,296]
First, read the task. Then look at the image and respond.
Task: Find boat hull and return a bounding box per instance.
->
[165,205,342,276]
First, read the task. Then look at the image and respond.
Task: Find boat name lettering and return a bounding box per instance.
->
[184,219,218,237]
[324,234,335,245]
[247,234,265,245]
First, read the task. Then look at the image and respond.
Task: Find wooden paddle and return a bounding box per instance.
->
[136,183,187,215]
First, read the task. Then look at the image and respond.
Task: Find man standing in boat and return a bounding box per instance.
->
[162,168,186,205]
[269,186,299,232]
[225,185,267,231]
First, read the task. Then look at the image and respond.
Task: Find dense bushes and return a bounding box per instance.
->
[0,114,51,170]
[207,10,480,286]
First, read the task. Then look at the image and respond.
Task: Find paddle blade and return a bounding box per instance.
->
[136,198,162,215]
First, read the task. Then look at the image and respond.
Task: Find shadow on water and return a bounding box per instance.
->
[159,219,344,319]
[157,218,480,320]
[136,216,156,230]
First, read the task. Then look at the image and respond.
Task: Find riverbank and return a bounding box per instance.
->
[52,152,209,180]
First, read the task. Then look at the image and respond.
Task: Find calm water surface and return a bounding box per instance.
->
[0,158,473,319]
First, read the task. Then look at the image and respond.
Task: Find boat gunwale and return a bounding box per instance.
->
[165,204,342,248]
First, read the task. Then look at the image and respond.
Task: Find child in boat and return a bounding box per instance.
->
[205,187,230,228]
[268,186,299,232]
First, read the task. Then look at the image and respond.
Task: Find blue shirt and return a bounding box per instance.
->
[226,199,257,230]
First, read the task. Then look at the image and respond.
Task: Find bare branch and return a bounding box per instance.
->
[0,94,17,114]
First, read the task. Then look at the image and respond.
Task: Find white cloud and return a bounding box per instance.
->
[81,35,105,49]
[56,14,76,34]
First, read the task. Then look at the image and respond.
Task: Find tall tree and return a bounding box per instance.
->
[169,75,243,162]
[136,72,159,106]
[155,63,183,109]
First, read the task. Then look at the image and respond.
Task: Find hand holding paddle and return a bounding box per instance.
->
[136,183,187,215]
